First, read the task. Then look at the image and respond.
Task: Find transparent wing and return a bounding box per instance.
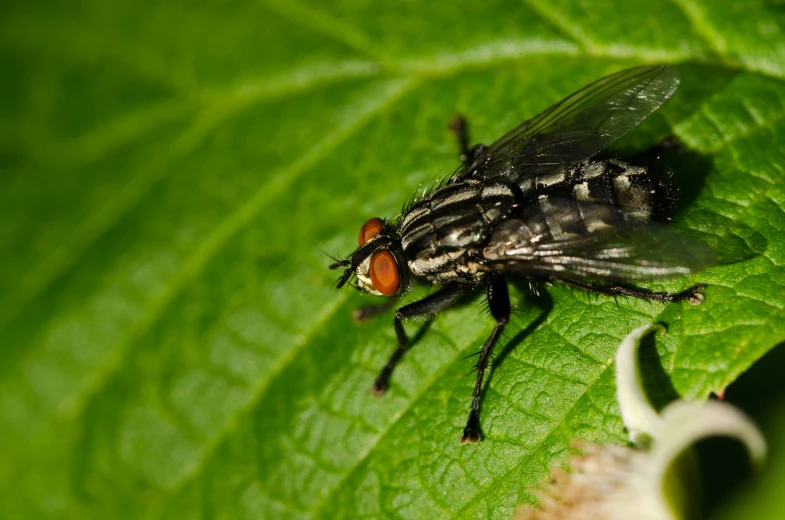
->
[524,227,714,281]
[455,65,680,183]
[482,199,714,281]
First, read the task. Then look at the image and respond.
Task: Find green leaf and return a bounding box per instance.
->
[1,0,785,518]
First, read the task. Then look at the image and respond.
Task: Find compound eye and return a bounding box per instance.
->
[359,217,384,245]
[369,251,400,295]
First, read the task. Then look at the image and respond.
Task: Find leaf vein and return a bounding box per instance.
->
[669,0,727,55]
[453,364,615,517]
[520,0,597,52]
[257,0,384,61]
[308,311,550,519]
[64,79,416,419]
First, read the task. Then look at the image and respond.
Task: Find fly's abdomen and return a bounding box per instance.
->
[483,159,663,262]
[522,159,659,217]
[398,181,515,278]
[522,159,662,231]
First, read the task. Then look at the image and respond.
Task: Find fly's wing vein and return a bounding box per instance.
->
[482,199,714,281]
[484,222,714,281]
[455,65,680,184]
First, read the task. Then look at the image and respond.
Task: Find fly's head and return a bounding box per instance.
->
[330,217,411,297]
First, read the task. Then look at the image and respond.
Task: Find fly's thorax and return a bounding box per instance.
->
[397,180,516,278]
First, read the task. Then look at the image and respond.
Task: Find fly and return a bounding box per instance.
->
[329,65,714,445]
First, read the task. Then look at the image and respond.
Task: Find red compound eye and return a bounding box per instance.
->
[358,217,384,245]
[369,251,400,295]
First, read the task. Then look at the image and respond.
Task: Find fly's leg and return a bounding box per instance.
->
[653,134,684,153]
[353,297,397,323]
[461,276,510,445]
[448,116,471,162]
[448,116,487,164]
[373,284,467,396]
[555,278,705,305]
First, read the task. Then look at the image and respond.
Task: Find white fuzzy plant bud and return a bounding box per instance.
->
[516,324,767,520]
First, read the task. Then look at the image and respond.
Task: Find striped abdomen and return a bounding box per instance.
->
[482,159,663,261]
[518,158,661,220]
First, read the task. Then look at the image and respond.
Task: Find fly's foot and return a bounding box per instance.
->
[556,278,708,306]
[656,134,684,152]
[460,410,482,445]
[353,299,396,323]
[448,115,467,136]
[675,284,705,305]
[371,380,388,397]
[352,307,374,323]
[372,368,392,396]
[448,115,471,163]
[644,283,706,304]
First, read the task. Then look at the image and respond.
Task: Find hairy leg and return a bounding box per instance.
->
[448,116,488,164]
[554,278,705,305]
[352,297,397,323]
[372,284,468,395]
[461,276,510,445]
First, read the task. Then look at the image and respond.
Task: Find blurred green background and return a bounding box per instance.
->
[2,0,785,518]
